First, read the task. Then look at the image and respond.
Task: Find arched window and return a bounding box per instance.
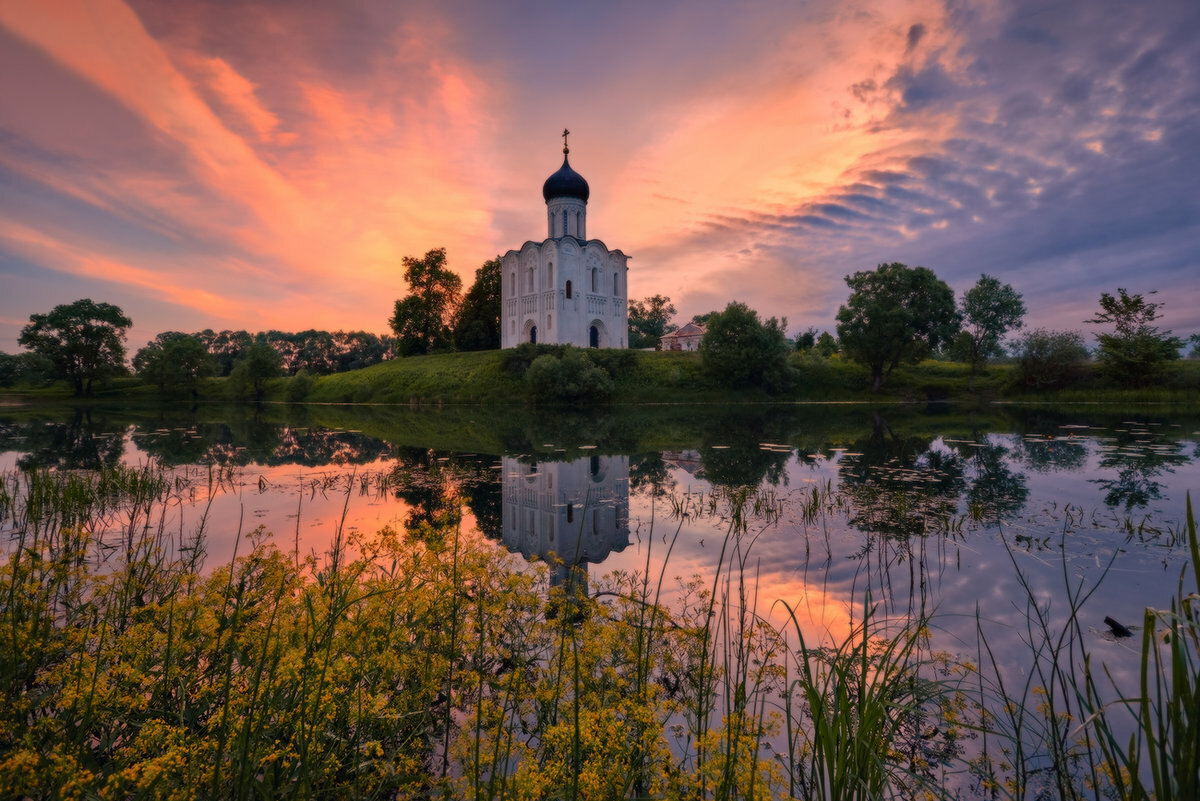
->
[527,267,534,293]
[591,269,597,293]
[613,272,618,295]
[510,272,515,294]
[548,262,553,288]
[547,314,552,330]
[576,211,582,237]
[565,280,572,299]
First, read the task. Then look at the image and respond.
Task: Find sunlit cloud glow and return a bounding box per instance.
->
[1,0,1197,351]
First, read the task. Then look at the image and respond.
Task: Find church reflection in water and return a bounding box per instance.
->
[500,454,630,594]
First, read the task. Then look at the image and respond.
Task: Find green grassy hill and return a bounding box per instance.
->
[5,349,1199,407]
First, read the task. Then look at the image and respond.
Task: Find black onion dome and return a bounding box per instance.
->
[542,156,590,203]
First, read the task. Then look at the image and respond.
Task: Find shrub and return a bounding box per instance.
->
[1011,328,1089,390]
[525,348,614,404]
[287,369,315,402]
[700,302,795,392]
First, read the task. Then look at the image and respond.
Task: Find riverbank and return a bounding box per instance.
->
[4,349,1200,406]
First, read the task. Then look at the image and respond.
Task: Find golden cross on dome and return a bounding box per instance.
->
[562,128,570,154]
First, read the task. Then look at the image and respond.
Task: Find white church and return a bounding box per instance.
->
[501,132,630,349]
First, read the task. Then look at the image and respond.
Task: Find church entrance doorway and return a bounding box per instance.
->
[589,326,599,348]
[529,326,538,344]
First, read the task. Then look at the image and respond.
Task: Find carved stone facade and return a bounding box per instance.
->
[501,141,629,349]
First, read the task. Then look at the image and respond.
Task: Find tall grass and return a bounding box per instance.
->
[4,463,1198,799]
[967,494,1200,799]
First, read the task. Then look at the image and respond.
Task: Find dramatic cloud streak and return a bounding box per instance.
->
[1,0,1197,352]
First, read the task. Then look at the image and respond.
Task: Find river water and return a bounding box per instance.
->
[2,401,1198,790]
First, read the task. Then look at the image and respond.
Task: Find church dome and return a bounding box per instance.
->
[542,155,590,203]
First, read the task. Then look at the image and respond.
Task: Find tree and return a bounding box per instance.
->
[954,274,1026,390]
[389,248,462,357]
[1086,288,1183,386]
[228,337,283,402]
[835,263,959,391]
[18,299,133,396]
[814,331,839,358]
[794,327,818,352]
[193,329,252,376]
[453,257,502,351]
[133,332,217,396]
[1011,328,1089,390]
[0,351,53,388]
[627,294,677,349]
[699,301,794,392]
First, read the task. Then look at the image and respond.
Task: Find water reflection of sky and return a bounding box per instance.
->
[3,410,1198,711]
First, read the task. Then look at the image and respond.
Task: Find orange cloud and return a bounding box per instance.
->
[0,0,508,335]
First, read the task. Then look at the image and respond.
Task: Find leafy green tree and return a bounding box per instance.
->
[133,332,217,396]
[0,351,53,388]
[18,299,133,396]
[953,274,1026,390]
[193,329,252,376]
[699,301,794,392]
[627,294,677,349]
[1086,288,1183,386]
[1188,334,1200,359]
[691,311,716,327]
[228,337,283,402]
[453,257,502,351]
[814,331,839,358]
[389,248,462,357]
[1011,328,1089,390]
[835,262,959,391]
[794,327,818,352]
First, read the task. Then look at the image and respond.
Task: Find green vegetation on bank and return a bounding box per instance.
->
[4,347,1200,407]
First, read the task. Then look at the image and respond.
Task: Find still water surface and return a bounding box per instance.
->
[3,402,1198,714]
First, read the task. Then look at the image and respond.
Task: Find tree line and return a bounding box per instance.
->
[1,300,396,398]
[3,253,1195,398]
[628,262,1194,393]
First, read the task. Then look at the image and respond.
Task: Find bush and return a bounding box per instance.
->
[700,302,796,392]
[287,369,315,403]
[1011,328,1089,390]
[0,352,54,388]
[525,348,614,404]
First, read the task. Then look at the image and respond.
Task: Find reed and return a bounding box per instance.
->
[4,461,1198,799]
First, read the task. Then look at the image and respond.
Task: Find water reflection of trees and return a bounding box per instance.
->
[835,415,965,540]
[945,437,1028,522]
[382,446,503,536]
[1012,436,1089,473]
[1090,426,1191,509]
[129,414,393,468]
[5,410,126,470]
[833,416,1034,538]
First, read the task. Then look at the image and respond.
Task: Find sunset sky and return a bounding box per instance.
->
[2,0,1198,354]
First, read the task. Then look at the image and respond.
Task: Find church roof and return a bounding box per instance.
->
[542,155,590,203]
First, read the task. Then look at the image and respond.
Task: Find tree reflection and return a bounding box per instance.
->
[698,441,790,489]
[836,413,965,539]
[1091,425,1190,509]
[1012,436,1089,473]
[943,436,1029,522]
[629,452,675,497]
[8,409,125,470]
